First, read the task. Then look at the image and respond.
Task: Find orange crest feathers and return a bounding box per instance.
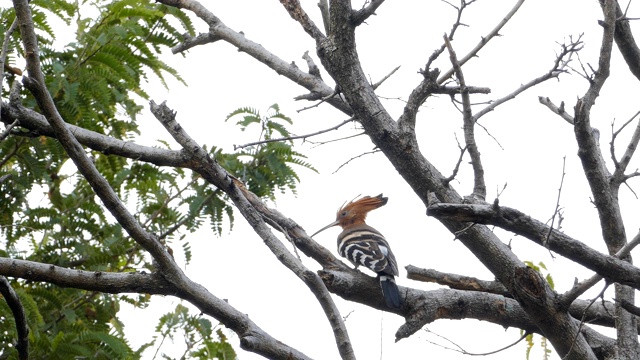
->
[335,194,388,226]
[338,194,388,215]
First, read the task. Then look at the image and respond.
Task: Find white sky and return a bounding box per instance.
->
[6,0,640,359]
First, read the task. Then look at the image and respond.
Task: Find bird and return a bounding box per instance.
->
[311,194,402,309]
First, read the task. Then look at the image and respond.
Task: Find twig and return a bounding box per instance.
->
[234,117,355,150]
[372,65,400,90]
[474,36,583,122]
[333,149,381,174]
[437,0,526,84]
[0,119,19,142]
[423,327,530,356]
[443,135,467,186]
[544,157,567,250]
[611,110,640,183]
[296,86,341,112]
[425,0,475,71]
[562,281,611,360]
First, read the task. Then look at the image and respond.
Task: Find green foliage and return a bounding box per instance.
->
[225,104,317,199]
[1,2,314,359]
[152,304,237,360]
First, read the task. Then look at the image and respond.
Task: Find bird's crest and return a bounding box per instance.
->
[310,194,388,237]
[335,194,388,227]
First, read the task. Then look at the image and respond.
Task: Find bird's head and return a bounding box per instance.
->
[310,194,388,237]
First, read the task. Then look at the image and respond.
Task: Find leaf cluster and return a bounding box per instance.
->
[224,104,317,200]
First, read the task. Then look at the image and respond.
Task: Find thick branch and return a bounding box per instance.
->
[0,258,176,294]
[406,265,510,297]
[1,101,193,167]
[427,202,640,290]
[574,0,624,254]
[613,1,640,81]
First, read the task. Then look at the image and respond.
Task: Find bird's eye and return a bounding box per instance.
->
[341,211,347,217]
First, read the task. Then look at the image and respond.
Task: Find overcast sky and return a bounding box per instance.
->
[9,0,640,359]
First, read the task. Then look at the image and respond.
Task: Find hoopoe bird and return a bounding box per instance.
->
[311,194,402,309]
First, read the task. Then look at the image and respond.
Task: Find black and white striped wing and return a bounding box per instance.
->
[337,225,399,276]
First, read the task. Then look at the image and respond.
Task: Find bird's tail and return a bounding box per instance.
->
[379,275,402,309]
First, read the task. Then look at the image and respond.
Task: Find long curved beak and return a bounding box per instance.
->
[310,220,340,237]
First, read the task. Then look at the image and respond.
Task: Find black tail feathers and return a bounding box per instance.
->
[379,275,402,309]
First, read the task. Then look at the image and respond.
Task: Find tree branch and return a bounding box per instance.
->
[613,1,640,81]
[156,0,350,114]
[437,0,526,84]
[149,100,355,360]
[279,0,326,40]
[1,100,192,168]
[427,202,640,291]
[445,34,486,200]
[473,36,583,122]
[0,276,28,360]
[538,96,574,124]
[351,0,385,26]
[406,265,510,296]
[612,110,640,184]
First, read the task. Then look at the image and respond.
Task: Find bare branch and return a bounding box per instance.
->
[474,36,583,121]
[279,0,326,40]
[0,258,175,294]
[423,328,529,357]
[437,0,526,84]
[405,265,510,296]
[544,156,567,247]
[426,202,640,291]
[332,149,381,174]
[612,1,640,81]
[612,110,640,184]
[445,34,485,200]
[0,119,19,142]
[318,0,330,34]
[372,65,400,90]
[443,138,467,186]
[0,276,28,360]
[170,32,221,53]
[1,100,192,168]
[351,0,386,26]
[539,96,575,124]
[233,117,355,150]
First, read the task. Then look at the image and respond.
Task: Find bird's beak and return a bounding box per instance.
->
[310,220,340,237]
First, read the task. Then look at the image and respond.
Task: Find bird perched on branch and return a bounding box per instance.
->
[311,194,402,309]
